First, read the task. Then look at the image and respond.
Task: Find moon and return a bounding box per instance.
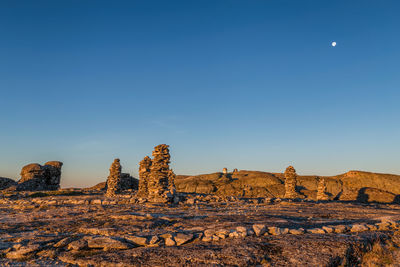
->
[331,41,337,47]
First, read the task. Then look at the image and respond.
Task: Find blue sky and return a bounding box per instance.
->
[0,1,399,187]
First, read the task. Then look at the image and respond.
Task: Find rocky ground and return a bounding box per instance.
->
[1,192,400,266]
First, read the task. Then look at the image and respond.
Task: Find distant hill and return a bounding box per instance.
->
[175,170,400,203]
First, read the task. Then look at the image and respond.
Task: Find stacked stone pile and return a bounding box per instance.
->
[284,166,297,199]
[137,156,152,197]
[147,144,175,202]
[168,169,176,195]
[17,161,63,191]
[316,177,329,201]
[106,159,122,197]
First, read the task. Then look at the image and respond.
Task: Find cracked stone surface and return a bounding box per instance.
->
[0,191,400,266]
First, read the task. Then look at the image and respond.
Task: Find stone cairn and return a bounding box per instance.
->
[147,144,175,202]
[316,177,329,201]
[137,156,152,197]
[284,166,297,199]
[106,159,122,197]
[222,168,228,174]
[168,169,176,195]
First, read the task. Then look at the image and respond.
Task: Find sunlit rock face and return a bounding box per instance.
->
[17,161,63,191]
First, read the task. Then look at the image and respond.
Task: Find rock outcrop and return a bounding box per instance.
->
[316,177,329,201]
[137,156,152,197]
[17,161,63,191]
[105,159,122,197]
[284,166,297,199]
[0,177,17,190]
[120,173,139,190]
[147,144,176,202]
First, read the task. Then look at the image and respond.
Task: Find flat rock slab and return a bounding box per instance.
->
[125,236,148,246]
[87,237,131,250]
[6,244,40,259]
[174,233,194,246]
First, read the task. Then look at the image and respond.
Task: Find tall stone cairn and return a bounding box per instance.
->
[137,156,152,197]
[106,158,122,197]
[284,166,297,199]
[168,169,176,195]
[148,144,174,202]
[316,177,329,201]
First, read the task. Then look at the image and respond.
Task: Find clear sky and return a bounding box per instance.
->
[0,1,399,188]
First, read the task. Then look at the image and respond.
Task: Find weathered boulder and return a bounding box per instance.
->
[0,177,17,190]
[164,236,176,246]
[252,224,267,236]
[43,161,63,187]
[17,161,63,191]
[19,164,43,182]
